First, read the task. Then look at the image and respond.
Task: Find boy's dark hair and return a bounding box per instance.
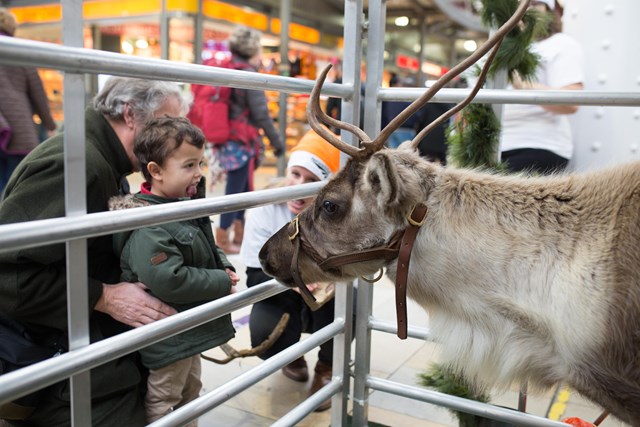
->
[134,116,206,183]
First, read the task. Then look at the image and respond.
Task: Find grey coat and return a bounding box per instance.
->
[0,63,56,154]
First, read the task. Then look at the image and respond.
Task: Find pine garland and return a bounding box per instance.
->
[447,103,503,169]
[447,0,550,170]
[419,363,491,427]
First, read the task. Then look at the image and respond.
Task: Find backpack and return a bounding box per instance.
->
[188,58,257,146]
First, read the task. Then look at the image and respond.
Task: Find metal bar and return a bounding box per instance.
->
[271,378,342,427]
[338,0,363,150]
[0,37,350,98]
[193,1,203,64]
[0,182,324,254]
[379,87,640,106]
[329,280,354,426]
[352,281,374,426]
[362,0,386,137]
[148,320,346,427]
[0,281,288,406]
[334,0,364,424]
[367,377,569,427]
[352,0,386,424]
[277,0,291,177]
[160,0,169,60]
[368,318,432,341]
[61,0,90,423]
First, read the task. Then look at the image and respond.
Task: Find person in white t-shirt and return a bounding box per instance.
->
[500,0,584,174]
[240,129,341,412]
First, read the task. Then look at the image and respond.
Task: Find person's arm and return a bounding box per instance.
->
[94,282,177,328]
[25,67,56,131]
[512,35,585,115]
[246,89,284,156]
[512,76,583,114]
[216,246,235,271]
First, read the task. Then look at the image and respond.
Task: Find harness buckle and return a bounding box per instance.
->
[407,204,427,227]
[288,216,300,241]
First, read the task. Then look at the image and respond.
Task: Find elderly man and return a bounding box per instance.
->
[0,77,187,427]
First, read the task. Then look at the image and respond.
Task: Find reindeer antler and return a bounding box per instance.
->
[410,33,502,148]
[307,0,532,158]
[307,64,373,158]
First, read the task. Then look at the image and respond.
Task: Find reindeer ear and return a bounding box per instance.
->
[363,153,400,207]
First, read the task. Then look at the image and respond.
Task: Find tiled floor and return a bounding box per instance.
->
[130,166,626,426]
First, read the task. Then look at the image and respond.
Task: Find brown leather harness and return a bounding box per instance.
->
[286,203,428,339]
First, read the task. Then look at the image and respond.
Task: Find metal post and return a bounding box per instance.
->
[160,0,169,60]
[352,0,386,425]
[277,0,291,177]
[485,28,508,163]
[194,0,203,64]
[61,0,90,425]
[339,0,364,151]
[418,19,427,87]
[330,281,354,426]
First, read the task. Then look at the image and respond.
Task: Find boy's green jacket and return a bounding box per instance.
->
[110,192,235,369]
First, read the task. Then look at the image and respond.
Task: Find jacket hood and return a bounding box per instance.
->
[108,193,151,211]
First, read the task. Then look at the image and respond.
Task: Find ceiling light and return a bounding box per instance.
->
[121,40,134,54]
[135,38,149,49]
[463,39,477,52]
[395,16,409,27]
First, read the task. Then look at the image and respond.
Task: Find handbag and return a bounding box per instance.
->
[0,315,64,420]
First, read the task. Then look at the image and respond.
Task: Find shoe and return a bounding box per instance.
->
[282,356,308,382]
[215,227,240,254]
[232,219,244,246]
[309,360,332,412]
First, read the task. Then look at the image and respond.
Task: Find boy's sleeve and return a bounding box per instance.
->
[216,247,235,271]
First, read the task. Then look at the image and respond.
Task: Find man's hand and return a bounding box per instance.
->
[95,282,177,328]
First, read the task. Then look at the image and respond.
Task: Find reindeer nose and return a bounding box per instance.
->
[258,245,270,270]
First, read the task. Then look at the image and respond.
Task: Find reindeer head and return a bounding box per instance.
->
[259,0,530,294]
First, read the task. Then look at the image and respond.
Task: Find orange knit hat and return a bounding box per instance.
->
[288,129,341,180]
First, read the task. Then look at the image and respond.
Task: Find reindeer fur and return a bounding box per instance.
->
[260,147,640,425]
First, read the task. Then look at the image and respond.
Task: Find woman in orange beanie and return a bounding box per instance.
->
[240,129,342,412]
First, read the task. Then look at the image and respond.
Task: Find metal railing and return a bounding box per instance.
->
[1,0,637,425]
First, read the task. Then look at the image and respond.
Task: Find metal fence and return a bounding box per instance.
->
[1,0,640,426]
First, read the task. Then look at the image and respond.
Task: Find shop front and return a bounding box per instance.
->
[8,0,344,146]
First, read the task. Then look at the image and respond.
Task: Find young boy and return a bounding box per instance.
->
[109,117,238,426]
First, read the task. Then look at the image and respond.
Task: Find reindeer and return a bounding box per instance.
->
[259,1,640,424]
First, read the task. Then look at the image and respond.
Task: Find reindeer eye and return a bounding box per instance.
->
[322,200,338,214]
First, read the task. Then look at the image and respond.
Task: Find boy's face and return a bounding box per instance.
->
[286,165,321,215]
[148,140,205,199]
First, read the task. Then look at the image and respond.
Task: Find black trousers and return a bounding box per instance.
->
[246,267,336,364]
[8,356,146,427]
[501,148,569,175]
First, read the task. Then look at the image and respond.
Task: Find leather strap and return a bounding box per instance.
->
[318,231,403,269]
[395,204,428,339]
[288,219,318,305]
[287,203,428,341]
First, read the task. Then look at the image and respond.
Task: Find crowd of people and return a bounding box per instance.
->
[0,0,585,424]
